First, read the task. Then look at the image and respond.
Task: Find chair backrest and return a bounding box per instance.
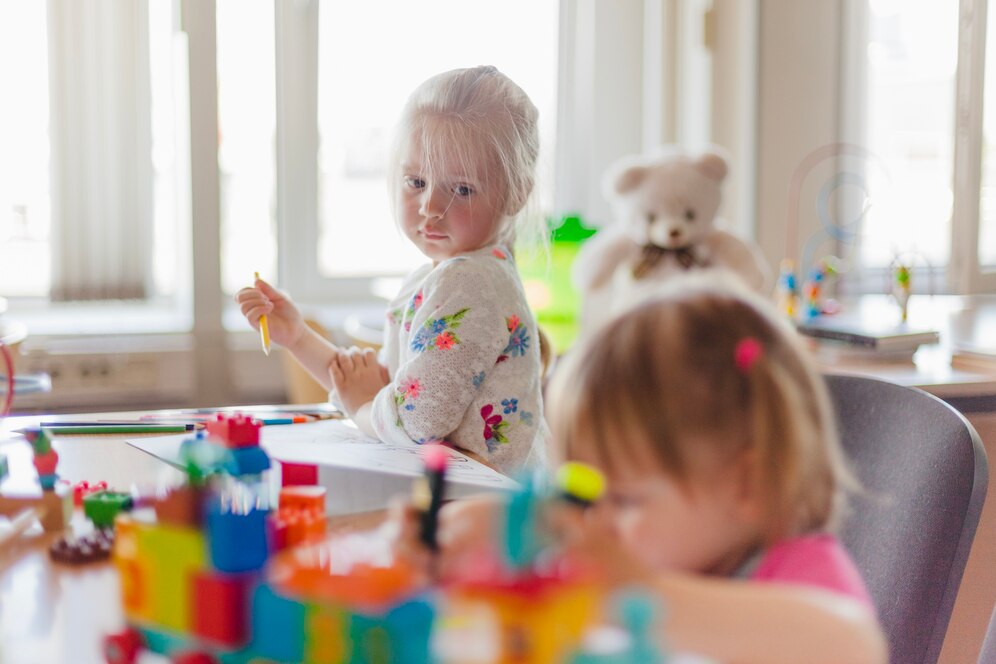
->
[980,608,996,663]
[826,374,988,664]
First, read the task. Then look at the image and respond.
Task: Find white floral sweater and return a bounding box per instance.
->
[370,245,545,475]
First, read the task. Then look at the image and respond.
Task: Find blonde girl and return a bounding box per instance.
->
[237,66,545,474]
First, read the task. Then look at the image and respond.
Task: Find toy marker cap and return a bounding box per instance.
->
[556,462,606,506]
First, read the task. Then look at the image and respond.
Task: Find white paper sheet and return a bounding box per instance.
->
[128,419,518,514]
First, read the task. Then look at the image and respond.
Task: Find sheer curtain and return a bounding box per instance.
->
[47,0,154,301]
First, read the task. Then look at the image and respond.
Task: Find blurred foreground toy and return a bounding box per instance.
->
[102,420,664,663]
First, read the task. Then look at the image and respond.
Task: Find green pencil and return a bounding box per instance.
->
[40,424,191,435]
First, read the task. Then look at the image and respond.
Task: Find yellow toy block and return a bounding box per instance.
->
[136,521,207,632]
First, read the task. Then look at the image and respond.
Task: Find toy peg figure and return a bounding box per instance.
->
[777,259,799,319]
[892,262,911,323]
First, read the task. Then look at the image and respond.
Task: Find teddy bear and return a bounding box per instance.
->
[572,147,770,327]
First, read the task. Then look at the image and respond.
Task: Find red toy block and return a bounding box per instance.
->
[205,413,262,449]
[279,461,318,486]
[191,570,254,647]
[73,480,108,507]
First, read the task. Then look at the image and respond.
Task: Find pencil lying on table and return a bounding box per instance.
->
[39,424,193,435]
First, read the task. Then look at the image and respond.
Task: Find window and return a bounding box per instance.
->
[839,0,995,293]
[313,0,560,280]
[0,1,51,297]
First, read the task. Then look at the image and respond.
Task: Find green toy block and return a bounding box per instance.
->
[83,490,133,528]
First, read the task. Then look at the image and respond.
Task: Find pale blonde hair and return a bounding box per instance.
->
[548,277,856,545]
[388,65,544,248]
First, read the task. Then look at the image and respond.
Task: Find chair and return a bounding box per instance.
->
[981,608,996,663]
[826,374,988,664]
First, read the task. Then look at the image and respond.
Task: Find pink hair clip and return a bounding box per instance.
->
[734,337,763,373]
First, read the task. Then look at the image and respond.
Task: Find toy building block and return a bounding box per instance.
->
[251,583,307,662]
[303,600,349,663]
[280,485,327,513]
[83,490,133,528]
[135,521,208,632]
[279,460,319,486]
[103,627,145,664]
[0,454,7,483]
[223,445,271,476]
[347,599,435,664]
[191,570,255,647]
[206,413,263,449]
[206,497,269,574]
[615,590,666,663]
[154,485,206,527]
[72,479,108,507]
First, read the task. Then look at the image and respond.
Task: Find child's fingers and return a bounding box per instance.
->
[337,349,356,372]
[329,356,345,387]
[360,347,377,367]
[380,364,390,383]
[254,278,284,301]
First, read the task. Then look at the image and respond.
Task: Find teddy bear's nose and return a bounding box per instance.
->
[670,229,682,238]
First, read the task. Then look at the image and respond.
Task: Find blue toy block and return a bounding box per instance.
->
[224,446,271,476]
[251,583,306,662]
[38,473,59,490]
[206,498,269,573]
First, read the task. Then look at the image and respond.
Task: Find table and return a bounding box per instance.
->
[812,294,996,412]
[0,412,386,664]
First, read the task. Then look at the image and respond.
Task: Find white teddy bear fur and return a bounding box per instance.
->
[573,147,770,327]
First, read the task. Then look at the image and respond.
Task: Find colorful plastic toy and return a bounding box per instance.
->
[0,428,72,533]
[102,417,664,663]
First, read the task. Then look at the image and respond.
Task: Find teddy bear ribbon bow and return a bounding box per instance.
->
[632,243,703,278]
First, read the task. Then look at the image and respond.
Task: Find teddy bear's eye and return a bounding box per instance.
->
[684,209,696,221]
[646,212,656,224]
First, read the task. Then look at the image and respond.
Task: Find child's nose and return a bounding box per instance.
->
[419,187,447,219]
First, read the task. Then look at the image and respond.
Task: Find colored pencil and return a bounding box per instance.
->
[40,424,193,435]
[255,271,271,356]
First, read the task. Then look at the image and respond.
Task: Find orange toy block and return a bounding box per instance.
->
[451,580,601,664]
[279,485,326,513]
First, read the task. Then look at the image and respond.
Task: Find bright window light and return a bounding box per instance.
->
[859,0,958,271]
[0,1,51,297]
[315,0,559,277]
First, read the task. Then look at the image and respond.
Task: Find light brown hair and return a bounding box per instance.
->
[548,277,856,544]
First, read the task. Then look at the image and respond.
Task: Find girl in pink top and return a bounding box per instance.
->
[407,277,886,663]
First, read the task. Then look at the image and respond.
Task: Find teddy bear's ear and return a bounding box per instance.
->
[604,160,651,197]
[695,151,729,182]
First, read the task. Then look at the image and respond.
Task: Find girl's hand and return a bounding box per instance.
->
[234,277,306,350]
[387,494,505,582]
[329,346,390,417]
[547,503,657,588]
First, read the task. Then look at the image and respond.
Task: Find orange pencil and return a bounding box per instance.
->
[254,271,271,356]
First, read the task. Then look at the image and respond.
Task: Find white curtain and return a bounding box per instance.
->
[47,0,153,300]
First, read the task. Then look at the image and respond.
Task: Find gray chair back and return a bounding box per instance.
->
[826,374,988,664]
[981,611,996,663]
